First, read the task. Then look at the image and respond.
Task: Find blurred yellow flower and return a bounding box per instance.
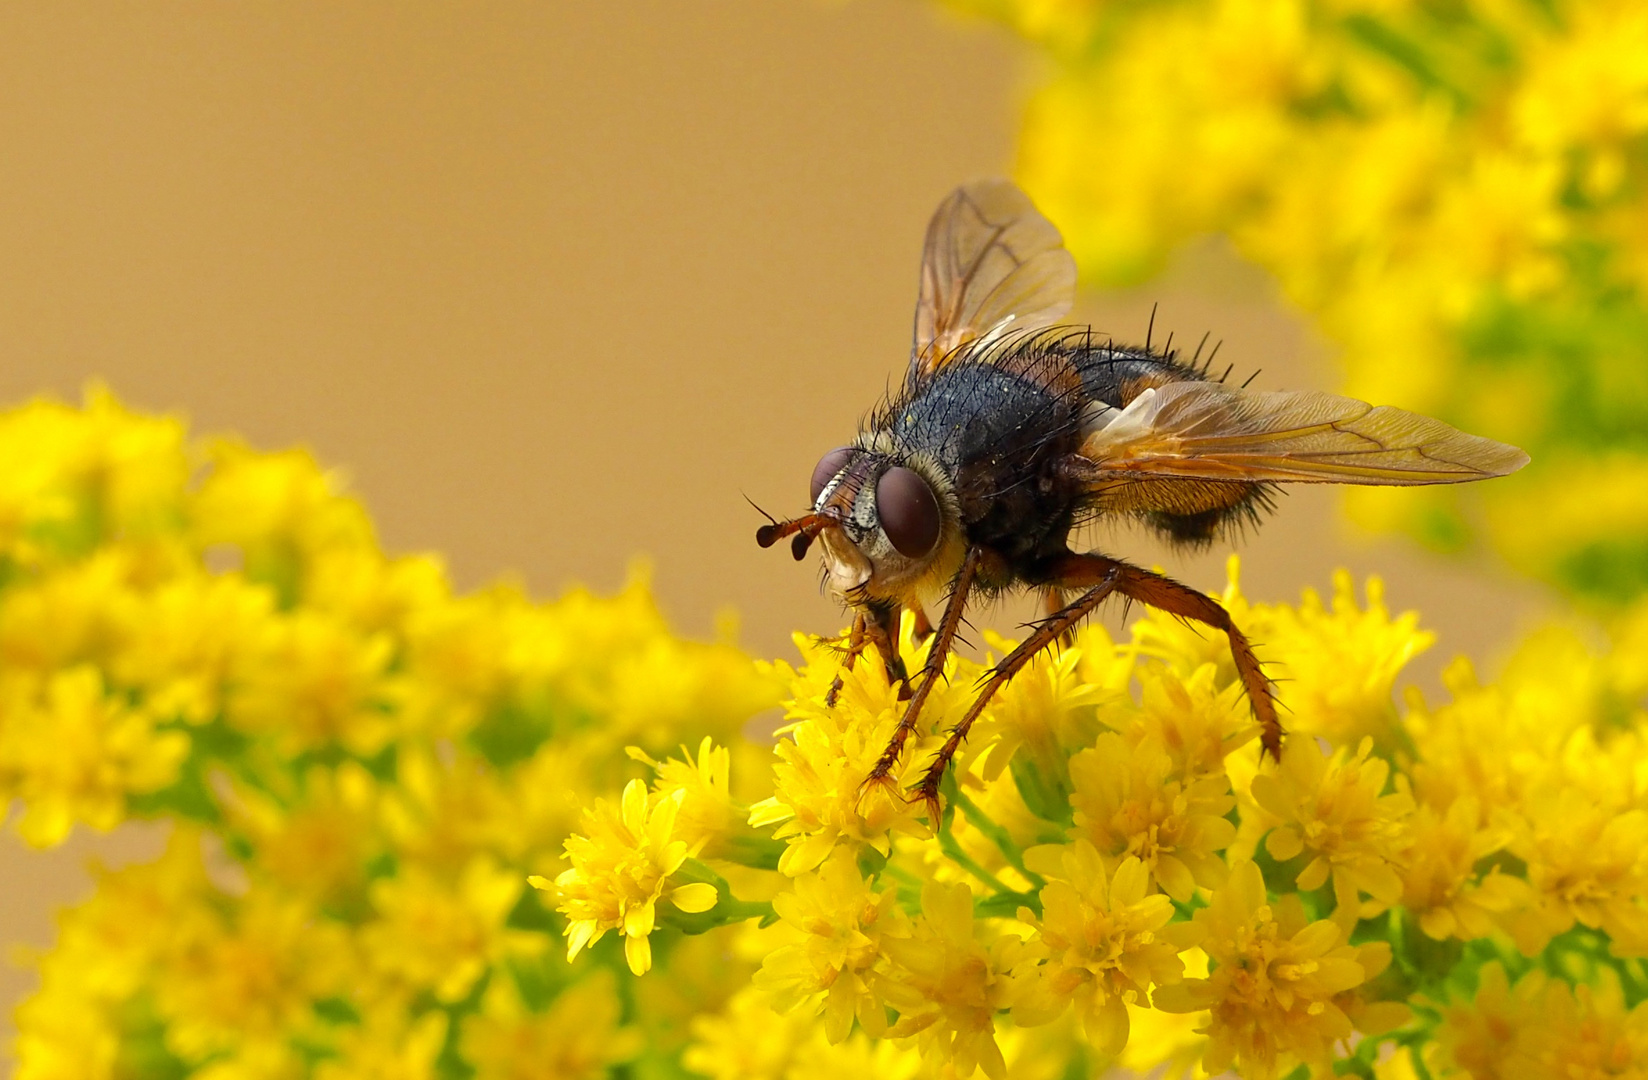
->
[1398,795,1530,942]
[363,856,536,1003]
[879,880,1028,1080]
[459,968,643,1080]
[0,665,187,846]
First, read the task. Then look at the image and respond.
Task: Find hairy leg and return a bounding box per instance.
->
[823,612,868,708]
[858,600,910,697]
[909,605,935,643]
[910,552,1280,824]
[1043,586,1075,646]
[862,547,984,798]
[1053,553,1280,760]
[908,561,1120,823]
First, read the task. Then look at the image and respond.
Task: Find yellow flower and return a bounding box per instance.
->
[1067,732,1236,901]
[362,856,539,1003]
[753,848,909,1041]
[314,1004,448,1080]
[1154,861,1373,1080]
[225,608,396,756]
[110,571,275,725]
[1014,844,1184,1052]
[1259,571,1433,747]
[191,440,374,566]
[1122,663,1254,782]
[685,984,924,1080]
[0,549,142,676]
[225,761,380,905]
[968,625,1119,786]
[0,388,189,560]
[544,779,719,975]
[1435,964,1532,1076]
[1513,966,1648,1079]
[1503,787,1648,956]
[153,891,350,1063]
[0,665,188,847]
[1399,795,1531,942]
[748,630,934,876]
[1427,962,1599,1080]
[630,735,738,854]
[459,968,643,1080]
[380,740,522,870]
[1251,736,1413,921]
[878,880,1029,1080]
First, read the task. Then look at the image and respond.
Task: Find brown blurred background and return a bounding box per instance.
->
[0,0,1550,1050]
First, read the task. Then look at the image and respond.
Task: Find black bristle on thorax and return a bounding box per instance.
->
[865,326,1277,575]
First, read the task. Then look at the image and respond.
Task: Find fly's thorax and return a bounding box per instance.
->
[809,445,962,604]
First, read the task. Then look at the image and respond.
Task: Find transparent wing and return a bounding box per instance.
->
[911,179,1077,375]
[1078,381,1529,485]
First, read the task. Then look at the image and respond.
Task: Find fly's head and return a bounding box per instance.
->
[757,445,954,607]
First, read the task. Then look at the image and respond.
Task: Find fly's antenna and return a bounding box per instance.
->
[755,511,841,561]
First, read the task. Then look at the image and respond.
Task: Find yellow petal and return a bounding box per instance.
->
[670,882,718,913]
[620,779,650,835]
[625,932,653,975]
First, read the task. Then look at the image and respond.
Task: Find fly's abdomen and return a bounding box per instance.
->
[1068,335,1278,547]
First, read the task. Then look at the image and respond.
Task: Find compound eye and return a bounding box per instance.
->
[876,467,940,558]
[809,446,855,505]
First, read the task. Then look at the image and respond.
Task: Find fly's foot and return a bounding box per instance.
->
[907,770,944,830]
[856,759,902,814]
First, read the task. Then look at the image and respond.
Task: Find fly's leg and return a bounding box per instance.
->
[860,547,983,802]
[908,562,1120,824]
[823,613,868,708]
[1043,587,1075,647]
[1077,555,1280,759]
[910,552,1280,824]
[861,601,910,699]
[910,605,935,644]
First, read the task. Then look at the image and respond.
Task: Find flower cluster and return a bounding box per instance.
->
[556,548,1648,1077]
[1,389,780,1078]
[12,392,1648,1079]
[945,0,1648,604]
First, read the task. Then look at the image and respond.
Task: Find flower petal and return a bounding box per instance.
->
[670,882,718,913]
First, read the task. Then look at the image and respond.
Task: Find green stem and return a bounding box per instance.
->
[951,787,1044,889]
[938,828,1011,894]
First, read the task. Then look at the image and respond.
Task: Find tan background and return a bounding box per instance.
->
[0,0,1548,1051]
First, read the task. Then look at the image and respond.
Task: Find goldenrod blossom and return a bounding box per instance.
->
[1067,732,1236,900]
[753,848,909,1041]
[1014,843,1184,1052]
[8,392,1648,1079]
[1154,861,1372,1079]
[1251,736,1414,921]
[878,880,1028,1080]
[545,779,720,975]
